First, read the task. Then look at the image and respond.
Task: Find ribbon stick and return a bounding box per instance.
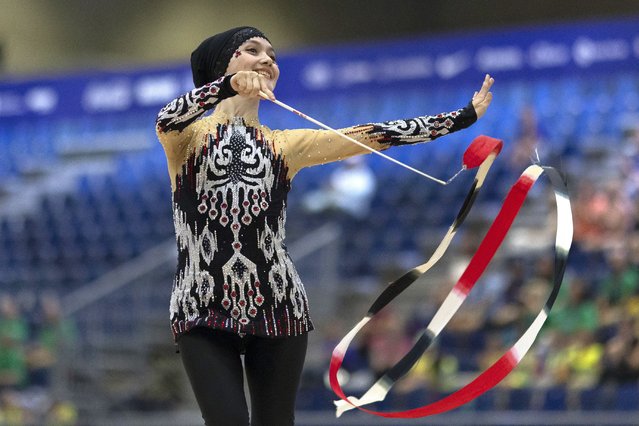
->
[260,92,460,185]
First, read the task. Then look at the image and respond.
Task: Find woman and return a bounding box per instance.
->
[156,26,494,426]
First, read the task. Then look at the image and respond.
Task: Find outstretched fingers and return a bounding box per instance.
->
[475,74,494,98]
[472,74,494,119]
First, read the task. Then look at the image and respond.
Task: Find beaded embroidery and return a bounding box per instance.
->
[156,78,476,340]
[168,114,312,337]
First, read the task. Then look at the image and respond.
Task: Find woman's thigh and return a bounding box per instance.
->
[178,327,249,426]
[243,333,308,426]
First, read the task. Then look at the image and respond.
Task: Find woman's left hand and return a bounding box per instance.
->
[472,74,494,119]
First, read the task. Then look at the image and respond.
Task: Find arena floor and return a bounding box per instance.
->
[92,409,639,426]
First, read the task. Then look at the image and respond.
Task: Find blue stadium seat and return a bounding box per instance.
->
[541,386,567,411]
[507,387,532,410]
[615,384,639,411]
[474,389,496,411]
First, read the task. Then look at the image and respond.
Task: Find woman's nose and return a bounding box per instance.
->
[259,55,273,66]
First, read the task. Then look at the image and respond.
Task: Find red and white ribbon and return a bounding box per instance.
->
[330,163,572,418]
[261,94,572,419]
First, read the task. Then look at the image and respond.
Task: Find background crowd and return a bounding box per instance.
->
[1,5,639,425]
[293,104,639,413]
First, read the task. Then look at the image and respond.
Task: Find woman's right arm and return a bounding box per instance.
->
[155,75,236,148]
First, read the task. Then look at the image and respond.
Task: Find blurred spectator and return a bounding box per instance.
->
[485,259,527,339]
[599,318,639,385]
[0,390,31,425]
[538,330,572,387]
[620,121,639,199]
[121,344,185,412]
[0,293,78,425]
[362,308,411,379]
[486,257,551,342]
[563,331,603,389]
[27,293,76,389]
[500,258,528,305]
[518,277,549,325]
[0,295,28,390]
[573,180,632,252]
[601,181,634,249]
[324,319,374,393]
[478,334,536,389]
[393,346,460,399]
[302,157,377,219]
[599,249,639,306]
[45,399,78,426]
[509,106,547,171]
[548,278,598,335]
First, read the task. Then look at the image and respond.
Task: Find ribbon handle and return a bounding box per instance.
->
[262,93,473,185]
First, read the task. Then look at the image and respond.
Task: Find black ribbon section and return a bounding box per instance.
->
[367,178,483,316]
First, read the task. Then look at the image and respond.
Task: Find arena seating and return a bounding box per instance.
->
[1,72,634,291]
[1,70,638,417]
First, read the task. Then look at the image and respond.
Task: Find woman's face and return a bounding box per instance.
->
[226,37,279,91]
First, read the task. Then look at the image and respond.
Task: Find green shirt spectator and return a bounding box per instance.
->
[548,278,599,334]
[0,296,28,388]
[599,251,639,303]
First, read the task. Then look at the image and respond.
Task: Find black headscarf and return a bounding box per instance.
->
[190,26,270,88]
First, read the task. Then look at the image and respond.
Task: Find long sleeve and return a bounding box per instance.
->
[279,101,477,175]
[155,75,237,191]
[155,75,237,145]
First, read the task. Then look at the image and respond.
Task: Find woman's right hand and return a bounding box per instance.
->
[230,71,275,100]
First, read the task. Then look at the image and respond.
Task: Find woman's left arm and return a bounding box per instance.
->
[282,75,494,174]
[366,74,493,146]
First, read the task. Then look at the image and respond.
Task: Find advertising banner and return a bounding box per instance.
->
[0,18,637,120]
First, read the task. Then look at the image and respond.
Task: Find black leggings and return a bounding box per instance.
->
[178,327,308,426]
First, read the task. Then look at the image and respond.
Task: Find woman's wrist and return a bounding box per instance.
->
[220,74,238,97]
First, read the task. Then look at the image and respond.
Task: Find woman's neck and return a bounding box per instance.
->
[215,96,260,124]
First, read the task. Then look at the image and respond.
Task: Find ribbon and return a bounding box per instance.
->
[330,162,572,418]
[259,93,572,418]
